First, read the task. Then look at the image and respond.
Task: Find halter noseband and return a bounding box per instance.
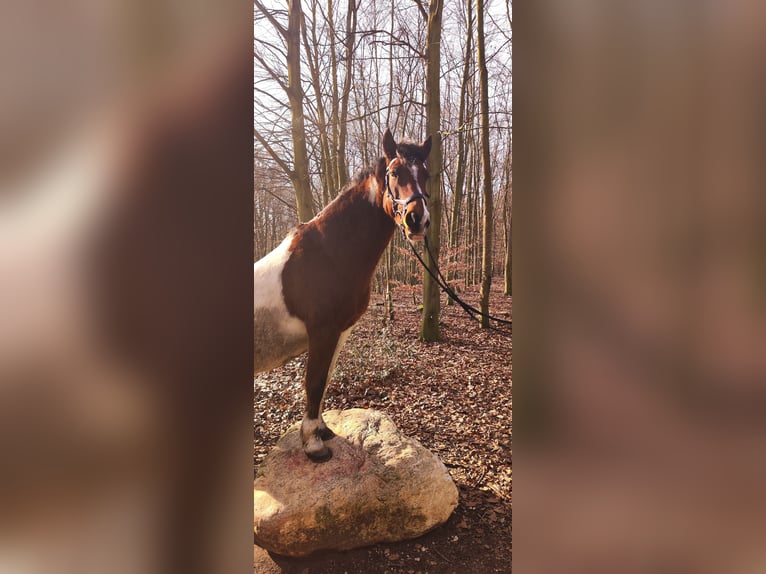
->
[384,158,427,225]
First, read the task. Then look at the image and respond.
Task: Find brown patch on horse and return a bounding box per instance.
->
[281,179,395,331]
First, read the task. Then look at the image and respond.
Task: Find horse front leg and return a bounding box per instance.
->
[301,329,341,461]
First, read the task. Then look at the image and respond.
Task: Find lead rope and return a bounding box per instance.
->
[406,234,512,331]
[384,161,509,329]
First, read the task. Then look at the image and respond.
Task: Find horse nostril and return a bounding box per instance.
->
[405,212,419,228]
[425,219,430,228]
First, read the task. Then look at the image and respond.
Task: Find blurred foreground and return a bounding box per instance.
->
[515,1,766,572]
[0,2,253,573]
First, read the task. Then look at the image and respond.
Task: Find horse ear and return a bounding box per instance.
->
[383,129,397,161]
[420,135,433,160]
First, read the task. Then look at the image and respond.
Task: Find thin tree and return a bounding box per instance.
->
[254,0,315,221]
[476,0,493,327]
[504,197,511,296]
[301,0,335,206]
[420,0,444,342]
[286,0,315,221]
[446,0,473,296]
[327,0,342,194]
[336,0,358,188]
[502,141,512,296]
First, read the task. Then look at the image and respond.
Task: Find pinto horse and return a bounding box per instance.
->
[254,129,432,461]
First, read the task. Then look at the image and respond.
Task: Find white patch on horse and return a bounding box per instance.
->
[253,233,308,373]
[329,327,352,383]
[411,165,430,223]
[303,433,325,456]
[301,416,324,436]
[301,415,329,456]
[367,177,379,205]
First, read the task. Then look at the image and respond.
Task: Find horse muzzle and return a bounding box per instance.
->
[404,211,429,241]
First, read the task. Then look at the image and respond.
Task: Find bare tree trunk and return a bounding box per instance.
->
[464,137,474,288]
[327,0,341,196]
[446,0,473,302]
[476,0,493,327]
[287,0,315,222]
[303,0,334,206]
[420,0,444,342]
[336,0,357,188]
[385,0,395,130]
[504,207,512,296]
[502,143,512,296]
[474,161,481,285]
[354,57,371,167]
[470,139,481,286]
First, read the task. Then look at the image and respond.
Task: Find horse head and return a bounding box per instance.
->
[382,129,432,242]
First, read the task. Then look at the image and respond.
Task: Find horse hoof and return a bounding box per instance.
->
[318,426,335,440]
[305,447,332,463]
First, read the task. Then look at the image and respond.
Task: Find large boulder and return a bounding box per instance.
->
[253,408,458,557]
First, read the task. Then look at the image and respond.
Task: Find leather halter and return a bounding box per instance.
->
[384,158,427,226]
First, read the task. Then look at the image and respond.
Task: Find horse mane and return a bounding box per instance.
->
[351,166,375,186]
[351,156,387,186]
[333,157,387,199]
[334,170,370,198]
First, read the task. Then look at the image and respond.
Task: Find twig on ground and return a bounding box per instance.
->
[431,547,451,563]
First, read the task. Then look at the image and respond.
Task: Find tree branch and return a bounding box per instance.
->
[253,52,289,93]
[412,0,428,22]
[358,28,426,59]
[254,0,288,38]
[346,100,425,123]
[257,186,297,213]
[254,130,295,181]
[254,86,290,110]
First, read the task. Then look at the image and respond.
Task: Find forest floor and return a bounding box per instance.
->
[254,281,512,573]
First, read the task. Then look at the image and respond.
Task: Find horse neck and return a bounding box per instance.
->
[319,178,396,281]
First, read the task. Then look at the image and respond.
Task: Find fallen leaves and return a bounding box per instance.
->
[254,283,512,573]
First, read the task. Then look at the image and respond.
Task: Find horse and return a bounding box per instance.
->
[254,129,432,461]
